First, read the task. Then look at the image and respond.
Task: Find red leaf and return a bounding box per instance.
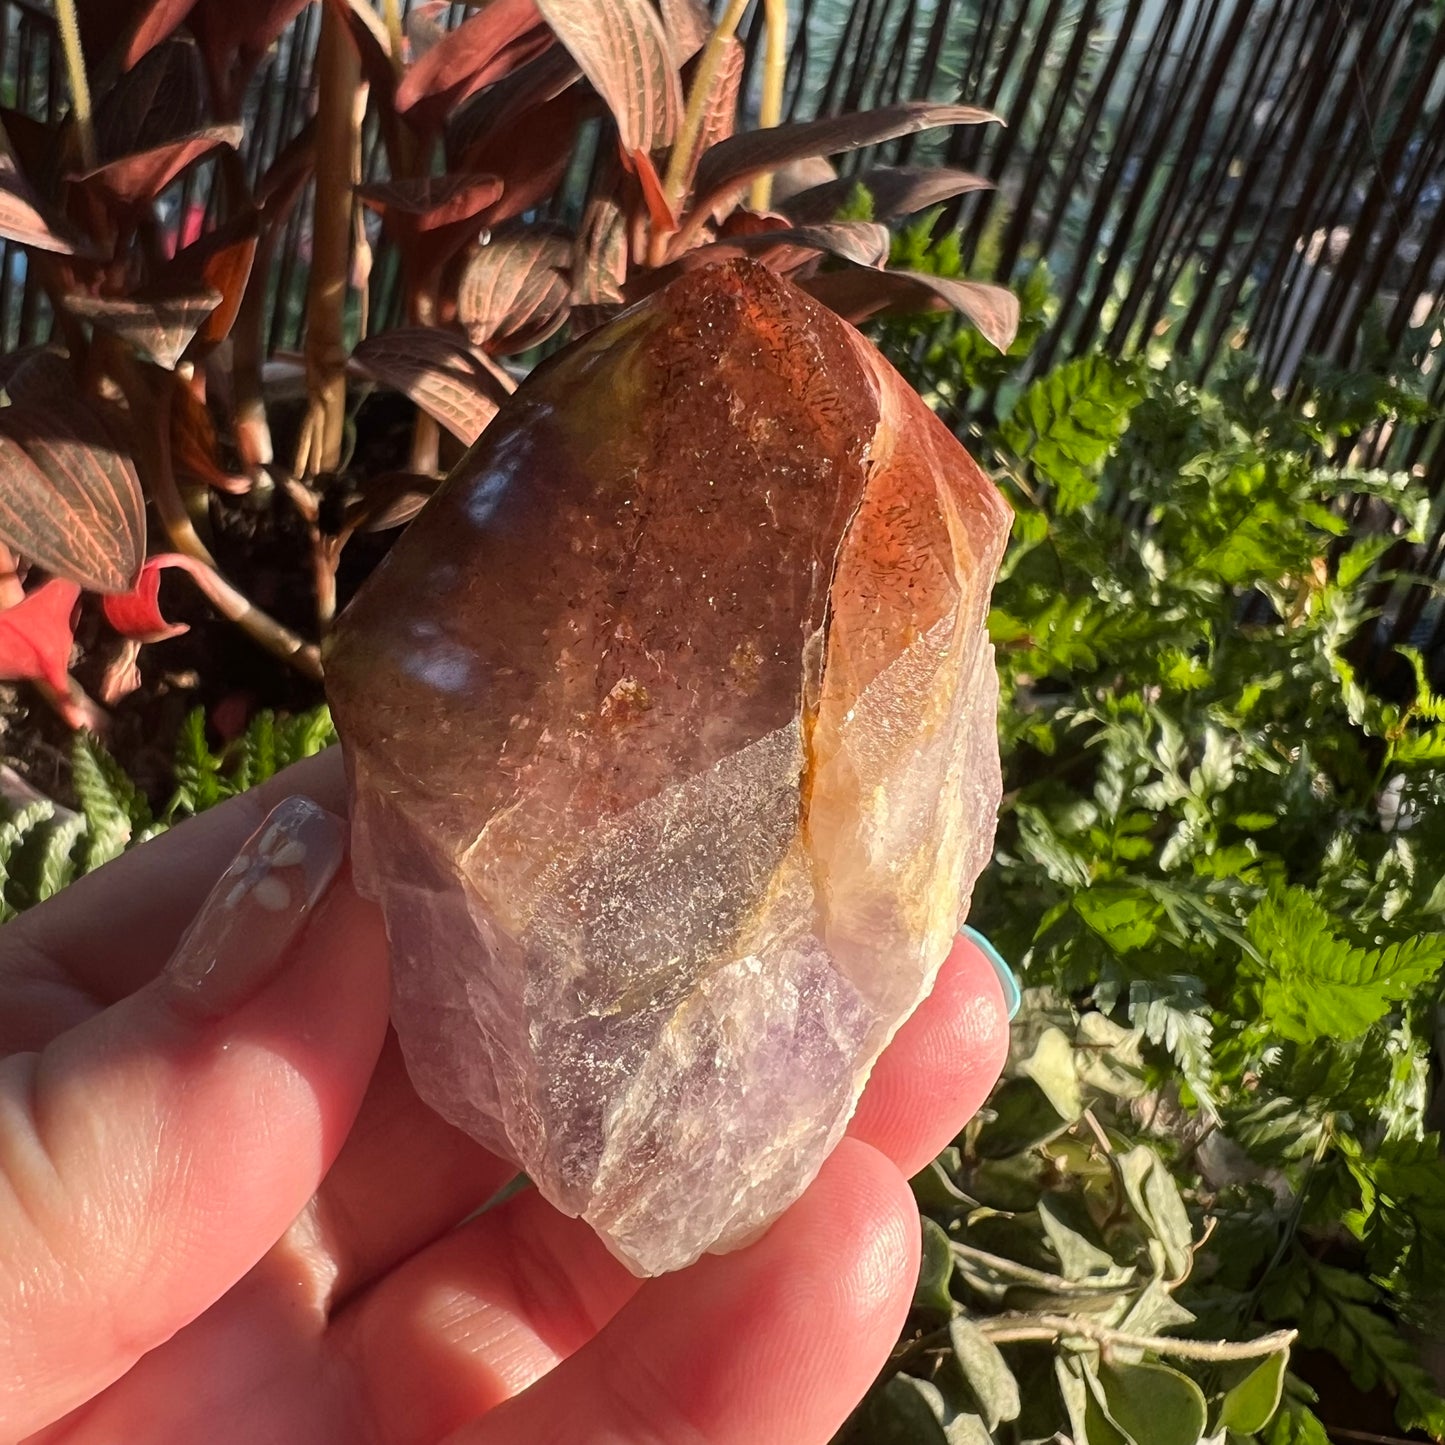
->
[782,165,994,225]
[0,361,146,593]
[535,0,681,156]
[350,328,512,444]
[358,172,506,232]
[457,228,572,353]
[631,148,677,233]
[0,580,80,692]
[451,83,591,227]
[446,45,579,163]
[102,553,207,643]
[689,102,998,218]
[394,0,552,135]
[70,124,244,208]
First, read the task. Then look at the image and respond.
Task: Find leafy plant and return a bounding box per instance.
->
[0,0,1017,730]
[0,704,334,918]
[847,307,1445,1441]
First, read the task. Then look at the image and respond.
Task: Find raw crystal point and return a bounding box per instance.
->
[326,258,1011,1275]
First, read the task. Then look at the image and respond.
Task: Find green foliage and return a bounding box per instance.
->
[852,304,1445,1441]
[0,706,335,915]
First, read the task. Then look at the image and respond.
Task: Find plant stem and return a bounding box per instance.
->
[977,1315,1298,1362]
[53,0,95,170]
[304,5,363,476]
[663,0,750,214]
[381,0,405,73]
[747,0,788,212]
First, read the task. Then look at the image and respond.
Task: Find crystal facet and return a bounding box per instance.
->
[326,259,1011,1275]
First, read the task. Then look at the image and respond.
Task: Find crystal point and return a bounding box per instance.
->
[327,259,1010,1275]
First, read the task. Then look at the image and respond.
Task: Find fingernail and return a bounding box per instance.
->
[164,796,344,1018]
[960,925,1021,1021]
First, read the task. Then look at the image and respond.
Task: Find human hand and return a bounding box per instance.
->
[0,749,1011,1445]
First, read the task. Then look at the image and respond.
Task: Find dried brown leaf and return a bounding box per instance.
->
[535,0,681,156]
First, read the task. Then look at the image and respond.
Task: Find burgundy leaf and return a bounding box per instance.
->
[94,37,204,161]
[157,209,261,350]
[0,350,74,402]
[783,165,993,225]
[0,580,80,692]
[446,46,580,165]
[801,265,1020,351]
[0,364,144,592]
[0,153,94,257]
[188,0,312,112]
[358,172,506,232]
[572,188,627,309]
[394,0,552,136]
[170,382,248,493]
[457,229,572,353]
[627,222,891,303]
[658,0,711,63]
[715,220,891,269]
[452,84,592,228]
[102,552,207,641]
[350,328,511,444]
[535,0,681,156]
[65,286,223,370]
[120,0,202,67]
[70,124,243,208]
[257,117,316,214]
[690,102,998,216]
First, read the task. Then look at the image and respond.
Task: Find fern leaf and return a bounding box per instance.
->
[73,733,151,870]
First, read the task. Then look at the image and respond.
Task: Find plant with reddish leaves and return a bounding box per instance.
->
[0,0,1014,730]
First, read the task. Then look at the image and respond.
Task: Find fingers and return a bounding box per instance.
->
[848,933,1010,1177]
[446,1138,918,1445]
[313,1031,521,1312]
[3,749,348,1013]
[0,797,389,1441]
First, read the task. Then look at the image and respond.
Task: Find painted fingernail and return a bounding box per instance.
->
[163,796,344,1018]
[960,925,1021,1021]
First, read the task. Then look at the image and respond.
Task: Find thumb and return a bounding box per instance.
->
[0,797,390,1440]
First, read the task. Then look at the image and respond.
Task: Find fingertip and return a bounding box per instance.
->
[849,934,1010,1176]
[453,1138,919,1445]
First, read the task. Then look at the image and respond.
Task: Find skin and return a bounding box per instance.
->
[0,748,1009,1445]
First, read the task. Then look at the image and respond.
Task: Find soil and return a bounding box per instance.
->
[0,392,421,812]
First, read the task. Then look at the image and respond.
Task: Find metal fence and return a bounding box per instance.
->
[4,0,1445,655]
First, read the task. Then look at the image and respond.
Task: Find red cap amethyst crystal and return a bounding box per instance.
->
[327,258,1010,1275]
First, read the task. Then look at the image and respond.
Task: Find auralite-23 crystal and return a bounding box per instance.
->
[326,258,1011,1275]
